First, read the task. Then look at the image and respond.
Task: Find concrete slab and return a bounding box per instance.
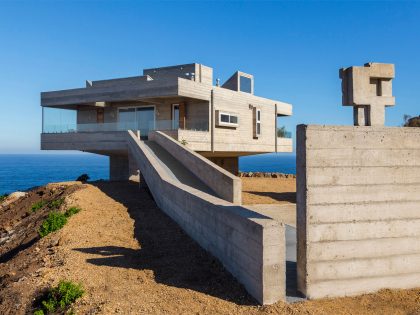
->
[246,204,296,227]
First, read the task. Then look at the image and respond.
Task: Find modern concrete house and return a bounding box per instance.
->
[40,63,294,304]
[41,63,292,177]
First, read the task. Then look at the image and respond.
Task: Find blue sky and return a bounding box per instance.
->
[1,1,419,153]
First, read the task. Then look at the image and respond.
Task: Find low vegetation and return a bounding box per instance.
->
[0,194,8,202]
[64,207,81,217]
[34,280,84,315]
[30,200,48,213]
[403,114,420,127]
[39,212,68,238]
[277,126,291,138]
[30,197,64,214]
[48,197,65,210]
[76,174,90,182]
[38,204,81,238]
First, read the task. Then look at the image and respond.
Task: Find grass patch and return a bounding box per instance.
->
[0,194,8,202]
[64,207,81,217]
[48,197,65,210]
[39,212,67,238]
[30,200,48,213]
[34,280,84,314]
[38,205,82,238]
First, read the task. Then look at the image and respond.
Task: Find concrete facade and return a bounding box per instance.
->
[297,124,420,299]
[41,63,293,169]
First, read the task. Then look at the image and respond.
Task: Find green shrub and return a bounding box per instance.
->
[0,194,7,202]
[31,200,48,213]
[65,207,81,218]
[39,212,67,238]
[48,198,64,210]
[34,281,84,314]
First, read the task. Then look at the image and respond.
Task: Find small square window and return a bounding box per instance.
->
[230,116,238,124]
[240,76,252,93]
[221,114,230,123]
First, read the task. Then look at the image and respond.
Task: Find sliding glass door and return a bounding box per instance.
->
[118,106,155,137]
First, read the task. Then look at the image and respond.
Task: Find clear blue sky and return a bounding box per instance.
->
[1,1,419,153]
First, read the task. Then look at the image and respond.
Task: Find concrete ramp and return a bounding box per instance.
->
[127,130,285,305]
[141,140,217,197]
[149,131,241,204]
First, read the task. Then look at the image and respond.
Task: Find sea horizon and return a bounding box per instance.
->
[0,153,296,195]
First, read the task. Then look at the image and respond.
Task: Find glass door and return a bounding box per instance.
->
[136,107,155,137]
[118,108,136,130]
[172,104,179,129]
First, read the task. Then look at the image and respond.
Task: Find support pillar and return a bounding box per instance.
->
[207,157,239,175]
[109,155,129,181]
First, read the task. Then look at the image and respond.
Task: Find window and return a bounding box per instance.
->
[221,114,230,123]
[253,108,261,138]
[240,76,252,93]
[216,111,239,128]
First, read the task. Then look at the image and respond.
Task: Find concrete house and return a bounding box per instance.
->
[41,63,293,177]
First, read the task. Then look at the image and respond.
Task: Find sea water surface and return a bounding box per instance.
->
[0,153,296,195]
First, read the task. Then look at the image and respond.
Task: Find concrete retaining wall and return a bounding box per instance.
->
[127,131,285,304]
[297,125,420,299]
[149,131,242,204]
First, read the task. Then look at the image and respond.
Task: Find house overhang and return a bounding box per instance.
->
[41,77,211,108]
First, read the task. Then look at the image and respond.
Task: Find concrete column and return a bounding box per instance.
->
[208,157,239,175]
[109,155,129,181]
[128,150,140,182]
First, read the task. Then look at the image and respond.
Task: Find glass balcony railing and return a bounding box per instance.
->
[43,120,209,134]
[277,127,292,138]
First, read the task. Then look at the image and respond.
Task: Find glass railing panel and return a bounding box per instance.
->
[42,118,210,134]
[277,127,292,138]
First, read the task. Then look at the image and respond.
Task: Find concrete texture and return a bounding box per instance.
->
[41,63,293,156]
[297,124,420,299]
[110,155,129,181]
[127,130,285,305]
[149,131,241,204]
[246,204,296,227]
[339,63,395,126]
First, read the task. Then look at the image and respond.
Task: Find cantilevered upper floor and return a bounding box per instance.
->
[41,63,293,156]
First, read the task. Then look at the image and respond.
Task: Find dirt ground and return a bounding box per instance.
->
[242,177,296,205]
[0,180,419,314]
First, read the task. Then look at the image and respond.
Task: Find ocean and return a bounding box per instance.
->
[0,153,296,195]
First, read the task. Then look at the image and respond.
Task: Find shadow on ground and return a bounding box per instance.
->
[243,191,296,203]
[74,181,257,306]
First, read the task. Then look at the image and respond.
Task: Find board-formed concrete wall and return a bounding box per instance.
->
[127,131,285,304]
[297,124,420,299]
[149,131,242,204]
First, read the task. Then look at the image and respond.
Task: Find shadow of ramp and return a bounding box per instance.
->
[243,191,296,203]
[79,181,259,306]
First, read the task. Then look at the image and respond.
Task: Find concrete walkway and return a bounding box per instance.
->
[246,203,301,302]
[245,204,296,227]
[142,141,217,198]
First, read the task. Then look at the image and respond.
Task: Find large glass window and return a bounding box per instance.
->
[43,107,77,133]
[240,76,252,93]
[118,106,155,136]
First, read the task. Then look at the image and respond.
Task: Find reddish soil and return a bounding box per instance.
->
[242,177,296,204]
[0,180,419,315]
